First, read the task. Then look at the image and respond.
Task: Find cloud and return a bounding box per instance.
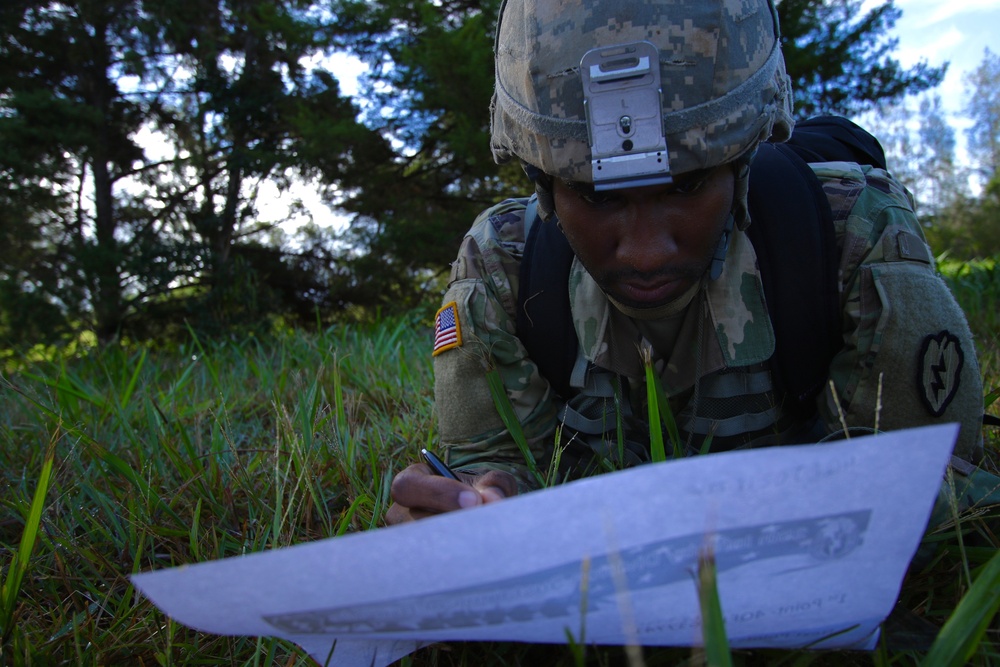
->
[896,25,964,67]
[895,0,1000,29]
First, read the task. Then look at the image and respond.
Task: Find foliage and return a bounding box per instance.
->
[964,48,1000,185]
[0,315,435,664]
[324,0,529,309]
[0,292,998,664]
[858,49,1000,260]
[918,49,1000,264]
[0,0,387,346]
[0,0,979,349]
[0,0,151,343]
[915,95,965,214]
[778,0,946,118]
[924,169,1000,262]
[938,258,1000,371]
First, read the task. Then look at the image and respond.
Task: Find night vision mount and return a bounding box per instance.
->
[581,41,671,191]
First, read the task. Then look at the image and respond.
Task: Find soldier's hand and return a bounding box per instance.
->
[385,464,517,525]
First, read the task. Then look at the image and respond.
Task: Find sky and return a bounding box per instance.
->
[261,0,1000,231]
[875,0,999,124]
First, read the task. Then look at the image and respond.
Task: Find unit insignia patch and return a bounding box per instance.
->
[917,330,964,417]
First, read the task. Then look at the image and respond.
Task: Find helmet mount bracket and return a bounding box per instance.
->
[581,41,672,191]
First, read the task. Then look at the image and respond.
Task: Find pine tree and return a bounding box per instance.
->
[964,48,1000,186]
[777,0,946,118]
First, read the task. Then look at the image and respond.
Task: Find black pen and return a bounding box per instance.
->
[421,447,460,481]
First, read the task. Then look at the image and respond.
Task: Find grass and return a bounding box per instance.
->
[0,258,998,666]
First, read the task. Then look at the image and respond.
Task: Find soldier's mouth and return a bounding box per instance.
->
[618,276,690,307]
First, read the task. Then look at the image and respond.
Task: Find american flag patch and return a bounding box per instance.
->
[432,302,462,356]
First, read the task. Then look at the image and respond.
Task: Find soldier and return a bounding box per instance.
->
[386,0,984,523]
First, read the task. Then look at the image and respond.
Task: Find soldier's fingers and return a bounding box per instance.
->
[384,502,443,524]
[390,463,482,515]
[384,502,414,525]
[472,470,518,504]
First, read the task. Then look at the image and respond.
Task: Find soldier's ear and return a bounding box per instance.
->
[522,162,556,221]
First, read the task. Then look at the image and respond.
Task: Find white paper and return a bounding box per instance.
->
[132,424,958,666]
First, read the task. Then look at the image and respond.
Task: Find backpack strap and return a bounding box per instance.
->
[747,116,886,414]
[517,195,578,398]
[785,116,887,169]
[746,142,840,415]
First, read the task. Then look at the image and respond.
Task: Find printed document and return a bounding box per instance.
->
[132,423,958,666]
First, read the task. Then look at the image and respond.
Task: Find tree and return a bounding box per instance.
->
[319,0,524,313]
[0,0,151,344]
[964,48,1000,186]
[923,49,1000,261]
[283,0,959,313]
[854,100,918,189]
[1,0,965,347]
[778,0,946,118]
[0,0,387,345]
[915,95,964,215]
[135,0,390,333]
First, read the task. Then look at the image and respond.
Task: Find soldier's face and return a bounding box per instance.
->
[552,164,735,310]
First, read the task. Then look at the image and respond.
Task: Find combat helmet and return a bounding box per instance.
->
[490,0,795,228]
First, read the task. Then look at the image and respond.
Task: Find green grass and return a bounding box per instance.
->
[1,259,999,665]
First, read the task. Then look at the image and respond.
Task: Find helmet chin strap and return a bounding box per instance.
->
[709,160,746,281]
[708,213,735,281]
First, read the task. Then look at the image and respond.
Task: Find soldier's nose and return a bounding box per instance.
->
[616,208,679,273]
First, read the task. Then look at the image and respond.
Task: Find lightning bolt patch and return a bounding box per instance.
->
[917,331,964,417]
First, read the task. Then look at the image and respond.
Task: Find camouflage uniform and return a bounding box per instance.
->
[429,0,983,490]
[432,161,984,491]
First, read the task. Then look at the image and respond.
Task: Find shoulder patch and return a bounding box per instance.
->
[432,302,462,357]
[917,330,964,417]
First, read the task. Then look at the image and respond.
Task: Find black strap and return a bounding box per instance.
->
[785,116,887,168]
[748,116,885,413]
[746,142,840,414]
[517,201,577,398]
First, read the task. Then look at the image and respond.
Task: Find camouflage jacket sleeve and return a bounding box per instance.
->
[432,199,558,492]
[817,163,984,462]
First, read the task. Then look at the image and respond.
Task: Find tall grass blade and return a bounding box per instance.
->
[643,351,666,464]
[485,366,545,487]
[642,346,682,461]
[697,545,733,667]
[1,444,55,638]
[119,346,147,408]
[920,548,1000,667]
[984,385,999,410]
[564,556,591,667]
[614,375,625,466]
[184,321,221,389]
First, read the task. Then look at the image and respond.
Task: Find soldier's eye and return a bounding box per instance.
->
[672,170,710,195]
[564,181,621,208]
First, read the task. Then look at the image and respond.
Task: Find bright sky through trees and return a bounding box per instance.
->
[870,0,999,122]
[262,1,1000,232]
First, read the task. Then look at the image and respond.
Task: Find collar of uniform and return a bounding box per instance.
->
[569,228,774,382]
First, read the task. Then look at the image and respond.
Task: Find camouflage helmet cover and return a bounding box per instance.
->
[490,0,795,184]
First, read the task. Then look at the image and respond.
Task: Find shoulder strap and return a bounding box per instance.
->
[516,196,578,398]
[747,116,886,414]
[746,142,840,415]
[785,116,887,169]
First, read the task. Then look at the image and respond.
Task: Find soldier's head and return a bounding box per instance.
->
[490,0,794,310]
